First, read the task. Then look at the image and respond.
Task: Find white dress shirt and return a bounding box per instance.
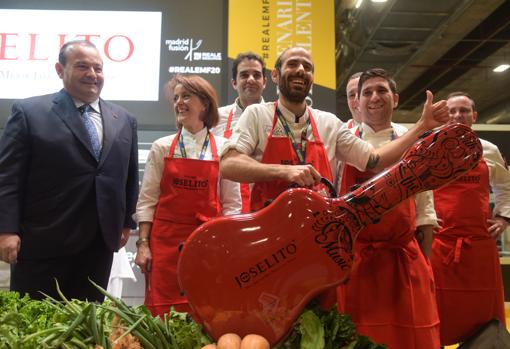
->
[481,138,510,219]
[74,98,103,148]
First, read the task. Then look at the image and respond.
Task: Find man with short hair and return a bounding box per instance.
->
[336,71,408,190]
[345,71,362,129]
[213,52,267,212]
[220,47,449,213]
[431,92,510,346]
[336,68,440,349]
[213,52,267,138]
[0,40,139,302]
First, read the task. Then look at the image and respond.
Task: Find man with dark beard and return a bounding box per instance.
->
[220,47,449,213]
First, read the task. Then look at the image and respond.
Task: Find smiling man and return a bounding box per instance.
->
[0,40,139,302]
[213,52,267,139]
[213,52,267,212]
[336,68,440,349]
[220,47,450,214]
[345,71,362,129]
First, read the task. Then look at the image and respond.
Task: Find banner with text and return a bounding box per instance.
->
[228,0,336,111]
[0,10,161,101]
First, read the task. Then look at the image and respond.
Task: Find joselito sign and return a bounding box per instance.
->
[0,9,162,101]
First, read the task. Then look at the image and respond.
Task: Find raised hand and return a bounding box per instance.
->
[419,90,449,130]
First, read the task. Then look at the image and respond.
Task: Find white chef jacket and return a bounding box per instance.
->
[337,122,439,227]
[221,101,374,184]
[134,127,242,223]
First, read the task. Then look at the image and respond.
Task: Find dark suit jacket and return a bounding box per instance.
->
[0,89,139,259]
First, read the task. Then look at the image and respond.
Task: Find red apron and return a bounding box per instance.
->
[250,102,334,212]
[224,108,251,213]
[145,130,221,317]
[249,103,335,309]
[337,129,440,349]
[432,157,505,345]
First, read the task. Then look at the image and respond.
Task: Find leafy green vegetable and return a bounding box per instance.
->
[299,310,324,349]
[275,301,385,349]
[165,308,212,349]
[0,286,385,349]
[0,290,60,349]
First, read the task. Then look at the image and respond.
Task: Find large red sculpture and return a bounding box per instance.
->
[177,123,482,345]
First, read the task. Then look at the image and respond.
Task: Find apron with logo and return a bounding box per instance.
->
[432,157,505,345]
[249,102,335,308]
[224,108,251,213]
[250,102,333,212]
[337,127,440,349]
[145,129,221,317]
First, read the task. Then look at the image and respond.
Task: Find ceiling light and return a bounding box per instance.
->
[355,0,363,8]
[493,64,510,73]
[371,0,388,2]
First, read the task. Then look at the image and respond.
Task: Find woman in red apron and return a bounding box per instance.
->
[432,156,505,345]
[135,75,240,317]
[337,127,440,349]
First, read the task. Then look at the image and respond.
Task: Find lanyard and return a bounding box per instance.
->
[275,106,311,164]
[356,125,397,141]
[178,131,210,160]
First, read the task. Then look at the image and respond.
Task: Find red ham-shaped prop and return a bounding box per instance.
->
[177,123,482,345]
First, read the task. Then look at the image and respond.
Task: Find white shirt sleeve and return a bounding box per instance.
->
[414,190,439,227]
[221,104,262,157]
[215,136,242,215]
[220,178,242,215]
[483,139,510,218]
[133,135,171,223]
[334,122,373,171]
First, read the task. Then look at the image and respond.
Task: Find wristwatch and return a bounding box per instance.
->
[136,237,149,247]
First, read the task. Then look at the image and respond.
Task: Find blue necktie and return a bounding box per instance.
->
[79,104,101,161]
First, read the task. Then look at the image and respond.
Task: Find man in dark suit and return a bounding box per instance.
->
[0,40,139,302]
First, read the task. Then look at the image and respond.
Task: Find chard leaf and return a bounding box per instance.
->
[299,309,325,349]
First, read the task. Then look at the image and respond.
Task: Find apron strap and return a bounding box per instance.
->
[358,239,419,261]
[308,109,322,143]
[443,237,472,265]
[224,109,234,138]
[168,129,181,158]
[209,131,219,161]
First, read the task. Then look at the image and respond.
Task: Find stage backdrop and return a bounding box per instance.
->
[0,0,336,129]
[227,0,336,113]
[0,0,227,131]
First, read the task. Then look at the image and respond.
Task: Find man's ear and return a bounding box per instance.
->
[393,93,399,109]
[271,69,279,84]
[472,110,478,123]
[55,62,64,79]
[231,78,237,90]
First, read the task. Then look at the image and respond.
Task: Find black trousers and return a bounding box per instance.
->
[10,230,114,302]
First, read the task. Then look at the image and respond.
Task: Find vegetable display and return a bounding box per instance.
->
[0,283,385,349]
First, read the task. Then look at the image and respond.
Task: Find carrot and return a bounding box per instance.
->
[240,334,270,349]
[217,333,242,349]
